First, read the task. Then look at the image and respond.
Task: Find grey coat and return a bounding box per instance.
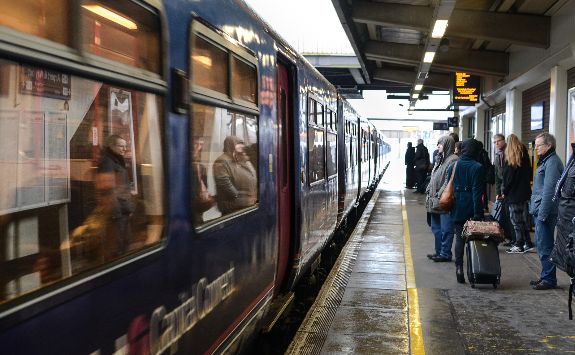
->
[529,151,563,221]
[426,136,458,214]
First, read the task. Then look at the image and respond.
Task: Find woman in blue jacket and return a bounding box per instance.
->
[445,138,485,283]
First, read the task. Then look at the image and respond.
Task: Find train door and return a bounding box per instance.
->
[275,62,293,292]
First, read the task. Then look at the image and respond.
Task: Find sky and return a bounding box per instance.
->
[243,0,453,130]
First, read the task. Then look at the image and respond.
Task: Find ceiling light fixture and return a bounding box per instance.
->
[431,20,449,38]
[423,51,436,63]
[82,5,138,30]
[414,84,423,91]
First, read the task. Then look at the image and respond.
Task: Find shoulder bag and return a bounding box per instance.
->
[438,161,457,211]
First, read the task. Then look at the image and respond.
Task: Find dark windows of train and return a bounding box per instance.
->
[308,127,325,183]
[231,56,257,104]
[0,60,165,303]
[192,35,229,95]
[81,1,162,73]
[307,97,325,184]
[189,21,259,227]
[0,0,72,46]
[326,133,337,177]
[191,104,258,225]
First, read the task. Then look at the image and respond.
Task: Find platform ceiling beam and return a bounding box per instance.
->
[373,68,451,90]
[365,41,508,77]
[352,1,550,49]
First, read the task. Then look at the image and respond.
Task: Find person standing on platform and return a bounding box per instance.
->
[405,142,416,188]
[447,138,485,283]
[503,134,534,254]
[550,143,575,279]
[425,135,458,262]
[529,133,563,290]
[414,139,430,193]
[493,134,514,246]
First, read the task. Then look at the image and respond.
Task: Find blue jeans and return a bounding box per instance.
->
[534,215,557,286]
[431,213,454,259]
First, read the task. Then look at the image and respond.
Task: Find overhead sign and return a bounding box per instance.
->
[448,116,459,127]
[452,72,480,106]
[433,122,449,130]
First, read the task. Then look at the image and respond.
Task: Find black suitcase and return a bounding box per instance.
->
[466,239,501,288]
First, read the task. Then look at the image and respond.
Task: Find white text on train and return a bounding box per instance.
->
[149,264,236,354]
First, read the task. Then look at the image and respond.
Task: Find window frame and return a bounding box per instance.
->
[0,0,168,317]
[307,94,326,186]
[189,18,261,231]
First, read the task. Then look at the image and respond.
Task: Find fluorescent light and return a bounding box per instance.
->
[412,93,419,99]
[423,51,435,63]
[82,5,138,30]
[414,84,423,91]
[432,20,449,38]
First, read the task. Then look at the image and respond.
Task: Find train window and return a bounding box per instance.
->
[316,102,324,126]
[81,0,162,73]
[0,60,165,303]
[326,133,337,177]
[308,127,325,183]
[191,104,258,225]
[191,35,229,95]
[0,0,72,46]
[231,56,257,103]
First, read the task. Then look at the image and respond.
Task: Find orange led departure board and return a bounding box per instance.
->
[452,72,480,106]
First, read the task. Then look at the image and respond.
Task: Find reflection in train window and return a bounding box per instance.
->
[327,133,337,177]
[81,0,162,73]
[231,56,257,103]
[0,0,72,46]
[191,104,258,225]
[308,127,325,183]
[0,60,165,303]
[192,35,229,95]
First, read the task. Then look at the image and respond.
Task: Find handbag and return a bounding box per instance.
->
[438,161,457,211]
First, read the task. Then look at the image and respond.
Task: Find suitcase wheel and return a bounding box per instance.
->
[493,283,498,289]
[471,283,475,288]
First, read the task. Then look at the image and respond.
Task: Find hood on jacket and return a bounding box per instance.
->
[223,135,244,156]
[438,135,455,161]
[460,138,482,161]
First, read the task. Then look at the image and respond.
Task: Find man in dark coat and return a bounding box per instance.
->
[414,139,430,193]
[551,143,575,278]
[97,134,135,259]
[405,142,416,188]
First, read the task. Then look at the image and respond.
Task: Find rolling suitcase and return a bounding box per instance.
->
[463,220,503,289]
[466,239,501,288]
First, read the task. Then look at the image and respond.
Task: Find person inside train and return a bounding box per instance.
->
[446,138,485,283]
[529,133,563,290]
[192,135,215,224]
[213,135,257,215]
[405,142,416,188]
[425,135,458,262]
[502,134,534,254]
[96,134,136,260]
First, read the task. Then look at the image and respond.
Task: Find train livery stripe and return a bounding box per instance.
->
[206,282,275,354]
[402,193,426,355]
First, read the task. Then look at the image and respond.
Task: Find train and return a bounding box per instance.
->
[0,0,390,353]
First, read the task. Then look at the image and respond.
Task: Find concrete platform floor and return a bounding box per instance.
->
[287,184,575,354]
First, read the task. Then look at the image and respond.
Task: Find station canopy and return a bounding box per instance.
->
[319,0,555,99]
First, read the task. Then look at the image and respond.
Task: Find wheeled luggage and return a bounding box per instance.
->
[462,220,503,288]
[466,239,501,288]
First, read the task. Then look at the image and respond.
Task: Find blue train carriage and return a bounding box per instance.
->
[0,0,171,353]
[0,0,374,353]
[337,98,360,225]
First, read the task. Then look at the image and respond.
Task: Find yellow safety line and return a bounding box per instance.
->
[402,193,426,355]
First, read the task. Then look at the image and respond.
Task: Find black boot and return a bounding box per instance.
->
[456,265,465,284]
